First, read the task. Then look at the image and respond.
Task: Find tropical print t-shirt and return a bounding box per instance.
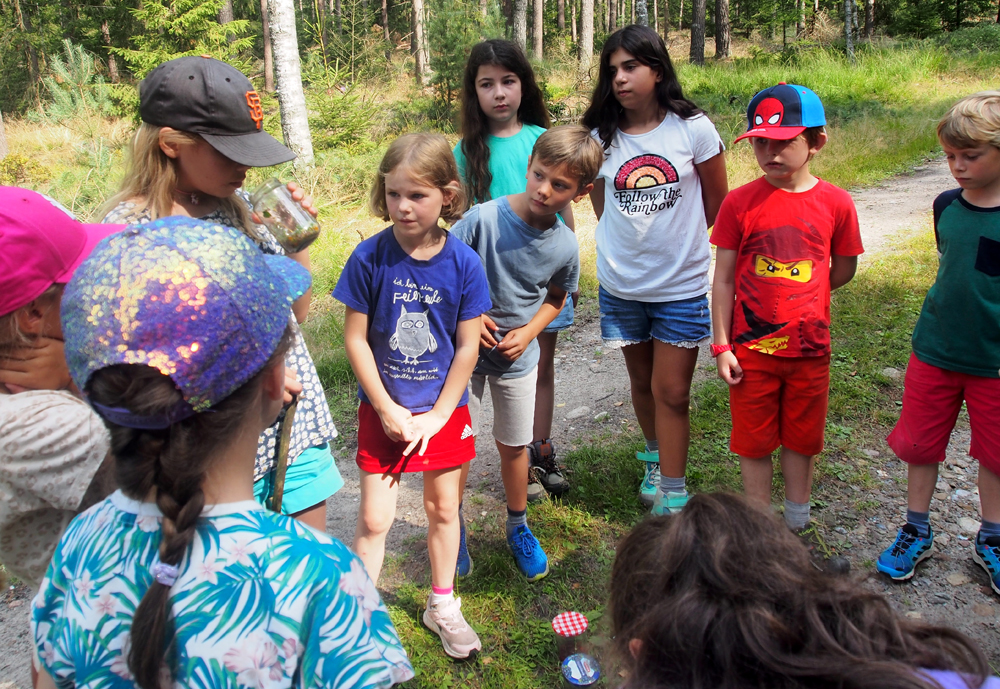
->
[32,491,414,688]
[102,197,338,481]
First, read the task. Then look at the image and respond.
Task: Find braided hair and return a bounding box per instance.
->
[87,326,294,689]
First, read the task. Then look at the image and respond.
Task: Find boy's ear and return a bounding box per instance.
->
[810,131,829,154]
[14,301,47,336]
[441,180,461,206]
[158,127,182,159]
[628,638,643,659]
[573,182,595,202]
[261,361,286,403]
[525,154,533,180]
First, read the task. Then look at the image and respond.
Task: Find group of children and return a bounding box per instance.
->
[1,21,998,687]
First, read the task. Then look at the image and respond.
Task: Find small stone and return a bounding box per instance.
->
[565,406,590,420]
[7,600,22,608]
[881,366,903,380]
[905,611,923,619]
[946,572,971,586]
[834,526,848,535]
[481,511,488,517]
[930,592,952,605]
[959,518,979,533]
[934,492,949,500]
[936,533,951,547]
[589,364,603,373]
[955,489,972,498]
[594,411,610,422]
[862,448,881,458]
[973,603,996,617]
[876,523,887,531]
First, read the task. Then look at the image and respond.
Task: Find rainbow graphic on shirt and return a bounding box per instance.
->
[613,154,679,190]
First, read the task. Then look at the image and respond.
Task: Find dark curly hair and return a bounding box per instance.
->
[609,492,988,689]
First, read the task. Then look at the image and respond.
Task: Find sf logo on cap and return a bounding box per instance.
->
[753,97,784,127]
[245,91,263,130]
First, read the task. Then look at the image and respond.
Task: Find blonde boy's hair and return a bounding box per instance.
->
[369,133,468,224]
[937,91,1000,150]
[98,123,258,240]
[530,125,604,190]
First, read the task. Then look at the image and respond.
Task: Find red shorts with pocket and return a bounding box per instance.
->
[887,353,1000,474]
[729,344,831,458]
[356,401,476,474]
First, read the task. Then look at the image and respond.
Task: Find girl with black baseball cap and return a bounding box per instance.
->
[98,56,343,533]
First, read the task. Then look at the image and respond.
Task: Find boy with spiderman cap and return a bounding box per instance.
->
[710,84,864,569]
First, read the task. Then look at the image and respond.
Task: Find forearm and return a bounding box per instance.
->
[289,249,312,322]
[431,339,479,417]
[562,204,576,231]
[522,293,566,339]
[829,255,858,290]
[711,281,736,345]
[344,337,394,411]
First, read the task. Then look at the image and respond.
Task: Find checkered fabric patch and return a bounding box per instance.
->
[552,611,589,637]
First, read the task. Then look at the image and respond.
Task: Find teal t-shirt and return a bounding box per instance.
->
[912,189,1000,378]
[454,123,546,201]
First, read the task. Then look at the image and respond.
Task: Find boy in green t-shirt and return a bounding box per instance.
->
[877,91,1000,595]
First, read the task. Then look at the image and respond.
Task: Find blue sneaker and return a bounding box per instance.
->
[973,532,1000,596]
[650,487,688,516]
[876,524,934,580]
[507,524,549,581]
[456,507,473,578]
[637,450,659,507]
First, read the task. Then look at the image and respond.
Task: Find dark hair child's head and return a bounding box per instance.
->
[459,39,551,204]
[609,492,988,689]
[581,24,702,151]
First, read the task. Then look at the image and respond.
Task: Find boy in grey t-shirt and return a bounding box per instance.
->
[450,125,603,581]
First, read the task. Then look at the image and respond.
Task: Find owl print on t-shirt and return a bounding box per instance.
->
[389,304,438,364]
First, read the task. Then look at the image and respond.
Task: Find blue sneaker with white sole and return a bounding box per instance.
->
[650,487,688,516]
[507,524,549,581]
[876,524,934,580]
[456,506,472,578]
[973,532,1000,596]
[637,450,659,507]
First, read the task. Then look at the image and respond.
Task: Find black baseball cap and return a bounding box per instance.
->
[139,56,296,167]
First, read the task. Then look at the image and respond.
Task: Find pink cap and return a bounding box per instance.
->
[0,187,124,316]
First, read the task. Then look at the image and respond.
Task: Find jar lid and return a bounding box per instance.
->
[552,611,589,638]
[561,653,600,685]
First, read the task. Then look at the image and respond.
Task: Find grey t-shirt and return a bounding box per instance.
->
[451,197,580,378]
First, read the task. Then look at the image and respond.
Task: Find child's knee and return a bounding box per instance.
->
[651,380,691,413]
[425,496,460,524]
[358,505,395,535]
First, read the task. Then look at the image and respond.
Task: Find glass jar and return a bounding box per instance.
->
[552,612,601,686]
[249,178,321,254]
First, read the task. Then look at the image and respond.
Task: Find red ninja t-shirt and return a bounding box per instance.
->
[711,177,864,357]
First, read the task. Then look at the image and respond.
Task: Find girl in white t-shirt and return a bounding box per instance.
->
[581,25,728,516]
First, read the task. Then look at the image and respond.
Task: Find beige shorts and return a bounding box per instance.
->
[468,366,538,448]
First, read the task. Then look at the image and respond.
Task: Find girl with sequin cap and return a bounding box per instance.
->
[32,217,414,689]
[98,56,341,531]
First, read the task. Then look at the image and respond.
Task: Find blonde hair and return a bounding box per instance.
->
[0,285,62,360]
[937,91,1000,150]
[530,124,604,190]
[99,124,257,239]
[368,133,468,225]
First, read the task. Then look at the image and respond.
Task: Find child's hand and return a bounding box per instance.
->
[0,337,72,392]
[283,367,303,404]
[571,290,580,308]
[481,314,499,349]
[403,409,449,456]
[377,401,415,443]
[716,350,743,385]
[286,181,318,218]
[496,327,532,361]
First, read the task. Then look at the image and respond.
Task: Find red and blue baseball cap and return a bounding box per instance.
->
[0,186,124,317]
[734,83,826,143]
[62,217,310,427]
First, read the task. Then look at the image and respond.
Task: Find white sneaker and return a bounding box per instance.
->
[422,595,482,659]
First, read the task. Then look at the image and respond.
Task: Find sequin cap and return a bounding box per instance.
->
[61,217,310,415]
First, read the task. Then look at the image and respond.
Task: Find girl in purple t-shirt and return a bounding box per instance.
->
[334,133,491,660]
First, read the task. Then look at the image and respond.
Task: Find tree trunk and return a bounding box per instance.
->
[0,111,8,161]
[637,0,648,24]
[14,0,40,84]
[677,0,683,29]
[268,0,315,167]
[689,0,705,64]
[796,0,804,35]
[572,0,578,41]
[101,19,119,83]
[653,0,658,32]
[558,0,565,31]
[261,0,275,91]
[533,0,544,58]
[382,0,391,61]
[844,0,854,61]
[413,0,429,84]
[631,0,635,23]
[863,0,872,37]
[715,0,729,56]
[609,0,617,31]
[663,0,669,35]
[513,0,528,49]
[335,0,343,33]
[580,0,594,76]
[219,0,235,44]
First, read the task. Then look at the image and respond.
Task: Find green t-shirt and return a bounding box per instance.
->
[453,123,546,201]
[912,189,1000,378]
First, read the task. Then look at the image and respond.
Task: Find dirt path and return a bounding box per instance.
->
[6,158,994,685]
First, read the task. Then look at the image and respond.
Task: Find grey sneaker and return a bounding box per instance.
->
[423,595,482,659]
[527,465,546,502]
[528,439,570,496]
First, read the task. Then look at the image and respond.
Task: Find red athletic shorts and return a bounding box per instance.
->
[729,344,831,458]
[887,353,1000,474]
[355,401,476,474]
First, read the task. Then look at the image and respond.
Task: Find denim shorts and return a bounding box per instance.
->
[543,296,575,333]
[598,286,711,348]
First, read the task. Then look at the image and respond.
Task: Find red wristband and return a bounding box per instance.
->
[710,343,735,357]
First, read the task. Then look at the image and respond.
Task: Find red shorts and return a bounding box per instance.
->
[887,353,1000,474]
[355,401,476,474]
[729,344,830,458]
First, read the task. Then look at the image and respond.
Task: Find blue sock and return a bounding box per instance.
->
[660,474,686,494]
[979,519,1000,543]
[783,499,810,531]
[645,439,659,454]
[906,509,931,538]
[506,507,527,538]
